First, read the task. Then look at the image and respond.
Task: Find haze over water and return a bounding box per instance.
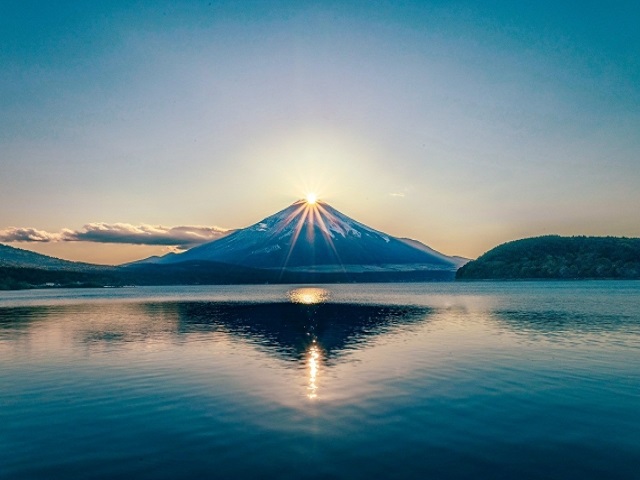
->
[1,282,638,479]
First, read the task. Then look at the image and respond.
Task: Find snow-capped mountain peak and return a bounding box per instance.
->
[155,199,458,271]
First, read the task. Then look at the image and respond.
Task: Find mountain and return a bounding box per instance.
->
[150,200,460,272]
[456,235,640,280]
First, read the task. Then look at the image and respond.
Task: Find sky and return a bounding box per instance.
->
[1,0,639,265]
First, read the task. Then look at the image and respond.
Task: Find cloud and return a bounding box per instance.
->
[0,223,232,249]
[389,192,406,198]
[0,227,62,243]
[60,223,232,249]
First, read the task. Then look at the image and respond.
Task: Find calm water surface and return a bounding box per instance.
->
[1,282,639,479]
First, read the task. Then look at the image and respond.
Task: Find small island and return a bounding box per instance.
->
[456,235,640,280]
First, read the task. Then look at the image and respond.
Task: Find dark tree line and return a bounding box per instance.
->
[0,267,117,290]
[0,261,456,290]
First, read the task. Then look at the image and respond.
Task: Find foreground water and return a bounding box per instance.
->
[1,282,638,479]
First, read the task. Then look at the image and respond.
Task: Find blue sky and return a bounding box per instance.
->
[1,0,639,264]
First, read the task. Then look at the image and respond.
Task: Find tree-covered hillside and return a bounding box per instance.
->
[0,243,106,271]
[456,236,640,280]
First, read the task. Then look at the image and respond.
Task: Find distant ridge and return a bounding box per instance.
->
[398,237,470,268]
[0,243,110,272]
[456,235,640,280]
[0,243,116,289]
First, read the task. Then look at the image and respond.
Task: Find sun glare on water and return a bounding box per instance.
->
[288,287,329,304]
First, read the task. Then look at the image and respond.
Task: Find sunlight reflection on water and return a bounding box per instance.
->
[287,287,330,304]
[307,342,321,399]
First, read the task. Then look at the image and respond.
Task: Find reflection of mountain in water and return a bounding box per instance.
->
[173,302,432,362]
[0,300,432,363]
[4,298,639,357]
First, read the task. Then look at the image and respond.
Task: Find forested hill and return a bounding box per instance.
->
[456,236,640,280]
[0,243,107,271]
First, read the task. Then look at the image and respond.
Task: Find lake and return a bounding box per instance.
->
[1,282,639,479]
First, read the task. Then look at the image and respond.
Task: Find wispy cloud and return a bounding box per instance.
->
[0,223,231,249]
[389,185,414,198]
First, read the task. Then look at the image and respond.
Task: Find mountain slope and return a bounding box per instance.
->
[155,200,459,271]
[398,238,470,268]
[0,243,110,271]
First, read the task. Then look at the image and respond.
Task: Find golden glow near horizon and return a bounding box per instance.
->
[305,193,318,204]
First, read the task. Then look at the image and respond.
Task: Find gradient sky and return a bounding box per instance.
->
[1,0,639,265]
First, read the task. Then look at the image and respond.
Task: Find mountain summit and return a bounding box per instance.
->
[153,199,461,273]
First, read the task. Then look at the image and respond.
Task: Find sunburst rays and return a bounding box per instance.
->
[312,204,347,273]
[280,205,310,273]
[275,199,346,277]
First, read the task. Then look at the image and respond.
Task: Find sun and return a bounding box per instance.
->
[305,193,318,204]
